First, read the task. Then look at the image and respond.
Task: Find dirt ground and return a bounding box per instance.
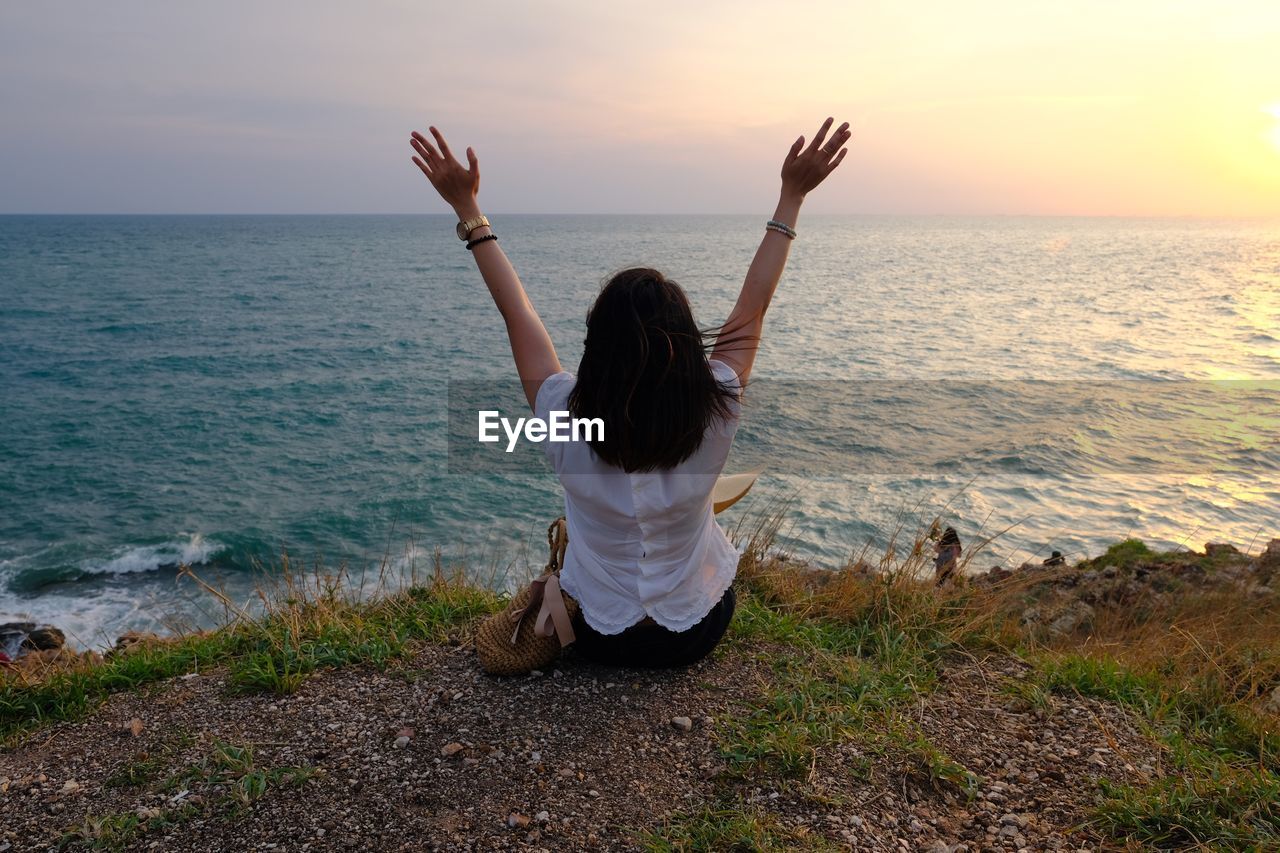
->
[0,642,1161,852]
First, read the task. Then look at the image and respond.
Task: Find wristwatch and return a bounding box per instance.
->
[456,214,490,240]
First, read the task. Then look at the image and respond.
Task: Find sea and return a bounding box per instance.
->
[1,214,1277,647]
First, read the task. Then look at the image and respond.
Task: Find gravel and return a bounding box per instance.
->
[0,643,1162,851]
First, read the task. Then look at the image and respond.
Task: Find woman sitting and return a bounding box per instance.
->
[409,118,850,667]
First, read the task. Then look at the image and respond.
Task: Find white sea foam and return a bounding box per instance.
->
[79,534,226,576]
[0,583,224,650]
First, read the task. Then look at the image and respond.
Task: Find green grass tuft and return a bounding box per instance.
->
[642,800,840,851]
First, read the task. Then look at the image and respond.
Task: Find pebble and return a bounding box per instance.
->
[507,812,530,829]
[393,736,410,749]
[670,716,693,732]
[441,742,464,757]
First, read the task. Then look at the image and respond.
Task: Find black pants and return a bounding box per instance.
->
[571,586,736,669]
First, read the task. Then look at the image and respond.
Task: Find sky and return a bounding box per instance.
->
[2,0,1279,215]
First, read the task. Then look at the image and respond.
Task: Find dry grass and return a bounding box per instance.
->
[1046,585,1280,710]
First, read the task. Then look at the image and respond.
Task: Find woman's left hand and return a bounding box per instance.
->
[410,126,480,212]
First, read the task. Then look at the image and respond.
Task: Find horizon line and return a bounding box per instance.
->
[2,211,1278,220]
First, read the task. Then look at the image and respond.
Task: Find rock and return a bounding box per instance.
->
[670,716,693,732]
[26,626,66,651]
[1205,542,1240,558]
[393,736,410,749]
[507,812,530,829]
[534,810,550,823]
[396,726,415,740]
[1264,685,1280,716]
[1260,540,1280,580]
[0,622,66,659]
[110,631,161,656]
[441,742,464,757]
[979,567,1013,585]
[127,718,145,738]
[59,779,81,795]
[1048,602,1094,638]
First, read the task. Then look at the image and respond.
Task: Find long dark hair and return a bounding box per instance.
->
[568,267,740,472]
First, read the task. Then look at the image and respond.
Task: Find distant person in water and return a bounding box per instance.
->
[409,118,851,667]
[934,527,963,586]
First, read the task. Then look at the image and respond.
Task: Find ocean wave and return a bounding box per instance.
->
[2,535,233,594]
[79,534,227,576]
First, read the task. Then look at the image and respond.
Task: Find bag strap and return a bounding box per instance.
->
[508,572,576,647]
[546,516,567,572]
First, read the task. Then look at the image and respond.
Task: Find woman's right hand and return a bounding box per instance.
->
[410,126,481,214]
[780,117,851,199]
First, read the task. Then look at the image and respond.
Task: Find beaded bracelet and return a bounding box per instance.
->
[466,233,498,251]
[765,220,797,239]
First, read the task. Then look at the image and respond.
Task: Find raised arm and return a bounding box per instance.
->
[410,126,561,410]
[712,118,851,384]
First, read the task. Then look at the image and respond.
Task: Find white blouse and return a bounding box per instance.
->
[534,358,743,635]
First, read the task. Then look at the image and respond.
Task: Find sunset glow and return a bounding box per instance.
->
[2,1,1280,214]
[1267,104,1280,154]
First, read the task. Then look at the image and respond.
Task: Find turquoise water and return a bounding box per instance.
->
[1,214,1277,645]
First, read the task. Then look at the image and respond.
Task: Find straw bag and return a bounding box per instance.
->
[475,518,578,676]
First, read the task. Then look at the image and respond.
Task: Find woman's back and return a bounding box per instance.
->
[535,359,742,635]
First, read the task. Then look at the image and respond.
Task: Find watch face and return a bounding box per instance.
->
[456,221,469,240]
